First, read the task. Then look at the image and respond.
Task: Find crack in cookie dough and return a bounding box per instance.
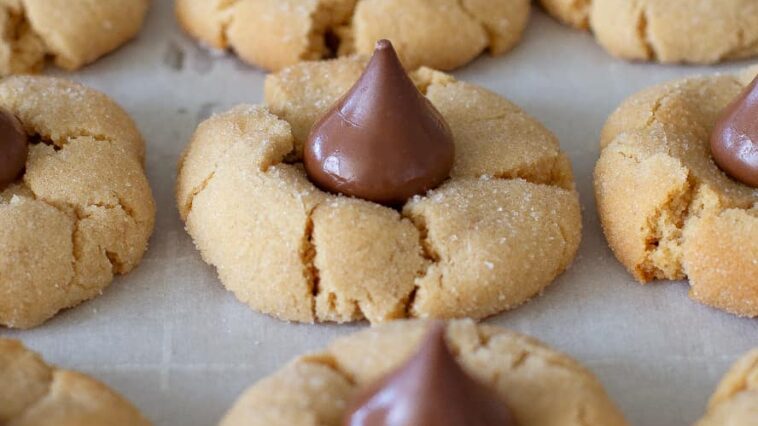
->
[541,0,758,63]
[634,4,655,60]
[220,320,628,426]
[302,207,322,320]
[217,0,241,47]
[639,173,693,280]
[177,0,529,71]
[299,352,358,386]
[453,0,492,48]
[595,70,758,317]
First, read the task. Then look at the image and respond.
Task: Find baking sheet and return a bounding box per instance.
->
[3,2,757,425]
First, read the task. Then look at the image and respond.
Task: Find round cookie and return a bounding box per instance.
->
[0,0,150,75]
[0,76,156,329]
[695,349,758,426]
[0,339,151,426]
[175,0,530,71]
[594,67,758,317]
[176,56,581,324]
[540,0,758,64]
[219,319,628,426]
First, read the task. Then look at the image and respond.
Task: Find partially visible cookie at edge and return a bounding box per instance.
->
[175,0,530,71]
[0,339,151,426]
[695,349,758,426]
[0,76,156,329]
[0,0,150,75]
[540,0,758,64]
[219,319,628,426]
[594,67,758,317]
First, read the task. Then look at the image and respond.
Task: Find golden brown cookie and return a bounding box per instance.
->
[176,56,581,324]
[540,0,758,64]
[0,0,150,75]
[219,319,628,426]
[0,76,156,329]
[695,349,758,426]
[175,0,530,71]
[0,339,151,426]
[594,67,758,317]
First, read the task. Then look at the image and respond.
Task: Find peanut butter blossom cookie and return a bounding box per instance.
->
[595,67,758,317]
[540,0,758,64]
[0,76,156,329]
[175,0,530,71]
[0,0,150,75]
[695,349,758,426]
[219,320,628,426]
[0,339,151,425]
[177,41,581,324]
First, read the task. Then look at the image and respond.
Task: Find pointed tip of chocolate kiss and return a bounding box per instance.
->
[710,74,758,188]
[343,321,517,426]
[375,39,393,51]
[303,37,455,206]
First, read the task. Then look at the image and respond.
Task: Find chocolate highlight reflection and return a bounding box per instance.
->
[710,75,758,188]
[0,108,28,191]
[344,322,516,426]
[304,39,455,206]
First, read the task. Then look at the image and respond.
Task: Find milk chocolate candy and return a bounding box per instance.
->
[0,109,28,191]
[344,322,516,426]
[304,39,455,206]
[710,75,758,188]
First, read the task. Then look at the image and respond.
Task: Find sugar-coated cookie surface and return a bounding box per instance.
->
[540,0,758,64]
[176,57,581,324]
[219,319,628,426]
[594,67,758,317]
[0,0,149,75]
[0,76,156,329]
[0,339,151,425]
[695,349,758,426]
[175,0,530,71]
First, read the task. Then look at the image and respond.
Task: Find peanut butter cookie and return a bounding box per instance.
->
[175,0,529,71]
[540,0,758,64]
[594,67,758,317]
[0,76,156,329]
[0,0,150,75]
[220,320,628,426]
[177,54,581,324]
[0,339,151,426]
[695,349,758,426]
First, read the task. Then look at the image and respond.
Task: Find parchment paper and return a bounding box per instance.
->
[4,2,757,425]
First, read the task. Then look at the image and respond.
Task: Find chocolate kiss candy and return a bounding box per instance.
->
[304,39,455,206]
[0,108,28,191]
[710,75,758,188]
[343,322,517,426]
